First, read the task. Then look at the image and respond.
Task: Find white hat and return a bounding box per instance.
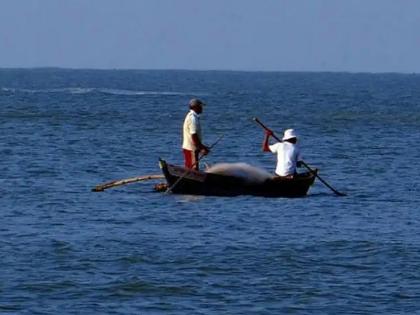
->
[282,128,298,141]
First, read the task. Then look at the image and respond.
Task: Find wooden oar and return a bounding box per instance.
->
[253,117,346,196]
[92,174,165,192]
[166,134,224,193]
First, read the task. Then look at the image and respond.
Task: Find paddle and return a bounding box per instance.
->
[166,134,224,193]
[92,174,165,192]
[253,117,346,196]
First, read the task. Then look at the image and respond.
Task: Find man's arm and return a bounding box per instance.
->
[192,133,209,155]
[262,130,273,152]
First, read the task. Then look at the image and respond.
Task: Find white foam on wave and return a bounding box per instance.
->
[1,87,16,92]
[1,87,195,96]
[205,163,273,184]
[97,88,187,96]
[1,87,94,94]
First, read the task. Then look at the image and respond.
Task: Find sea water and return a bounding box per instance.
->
[1,69,420,314]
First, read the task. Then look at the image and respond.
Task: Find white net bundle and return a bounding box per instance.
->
[205,163,273,184]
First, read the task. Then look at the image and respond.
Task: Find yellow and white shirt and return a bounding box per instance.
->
[182,110,202,151]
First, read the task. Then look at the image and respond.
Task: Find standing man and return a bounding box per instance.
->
[262,128,303,178]
[182,98,210,170]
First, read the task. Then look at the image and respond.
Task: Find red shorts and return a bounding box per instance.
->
[183,149,200,170]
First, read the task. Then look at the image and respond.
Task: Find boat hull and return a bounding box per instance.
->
[159,159,316,197]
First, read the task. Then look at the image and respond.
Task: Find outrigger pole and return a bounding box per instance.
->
[92,174,165,192]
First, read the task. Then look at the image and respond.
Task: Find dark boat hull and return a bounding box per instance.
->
[159,159,316,197]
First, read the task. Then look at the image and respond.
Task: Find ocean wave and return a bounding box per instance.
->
[97,88,187,96]
[1,87,17,93]
[0,87,195,96]
[1,87,94,94]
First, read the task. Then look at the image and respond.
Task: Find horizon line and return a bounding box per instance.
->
[0,66,418,75]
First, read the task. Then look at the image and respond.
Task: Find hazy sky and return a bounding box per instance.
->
[1,0,420,72]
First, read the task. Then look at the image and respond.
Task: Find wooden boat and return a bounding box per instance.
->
[158,159,317,197]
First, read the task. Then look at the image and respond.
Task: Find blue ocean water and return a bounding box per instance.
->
[1,69,420,314]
